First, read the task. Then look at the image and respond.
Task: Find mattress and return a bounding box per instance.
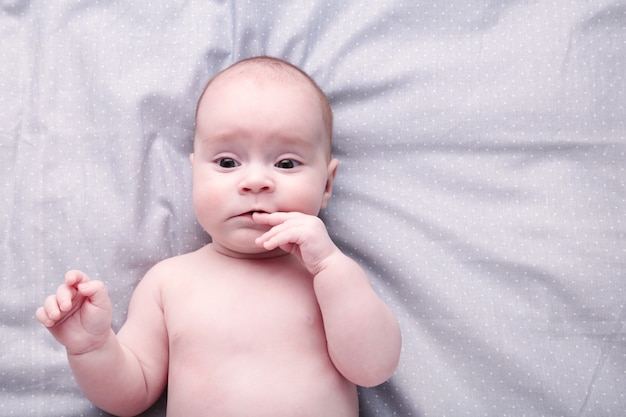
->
[1,1,624,416]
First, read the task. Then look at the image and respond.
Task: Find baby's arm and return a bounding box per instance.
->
[36,270,168,416]
[254,212,402,387]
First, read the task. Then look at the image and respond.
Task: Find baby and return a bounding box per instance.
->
[36,56,402,417]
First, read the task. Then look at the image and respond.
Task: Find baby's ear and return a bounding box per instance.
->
[321,158,339,209]
[189,153,195,165]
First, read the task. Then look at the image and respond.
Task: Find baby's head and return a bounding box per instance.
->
[194,56,333,158]
[190,57,339,255]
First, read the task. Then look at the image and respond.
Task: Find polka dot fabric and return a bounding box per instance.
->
[1,1,624,416]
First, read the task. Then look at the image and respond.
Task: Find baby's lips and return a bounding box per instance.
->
[232,210,268,220]
[251,211,270,221]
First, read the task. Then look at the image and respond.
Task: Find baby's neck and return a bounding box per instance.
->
[208,242,290,261]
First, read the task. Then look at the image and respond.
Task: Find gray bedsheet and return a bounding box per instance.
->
[1,1,624,416]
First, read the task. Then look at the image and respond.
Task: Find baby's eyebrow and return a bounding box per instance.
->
[197,132,240,149]
[198,129,320,153]
[274,135,315,149]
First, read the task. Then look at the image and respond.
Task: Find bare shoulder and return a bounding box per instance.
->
[128,247,201,298]
[121,246,212,323]
[140,245,220,287]
[131,246,206,292]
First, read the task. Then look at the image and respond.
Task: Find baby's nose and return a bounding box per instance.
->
[238,166,275,193]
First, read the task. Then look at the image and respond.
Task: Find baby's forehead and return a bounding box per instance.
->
[196,60,333,156]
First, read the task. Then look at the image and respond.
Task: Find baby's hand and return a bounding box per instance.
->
[253,212,340,275]
[35,270,112,354]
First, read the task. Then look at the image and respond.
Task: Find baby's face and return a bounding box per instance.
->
[191,74,337,256]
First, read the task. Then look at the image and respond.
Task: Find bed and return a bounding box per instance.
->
[1,1,624,416]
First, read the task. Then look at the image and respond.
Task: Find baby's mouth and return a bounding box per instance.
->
[237,210,269,218]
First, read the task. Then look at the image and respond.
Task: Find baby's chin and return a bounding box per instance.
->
[211,240,286,260]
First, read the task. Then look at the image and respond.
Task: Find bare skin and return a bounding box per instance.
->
[37,226,398,416]
[36,57,402,416]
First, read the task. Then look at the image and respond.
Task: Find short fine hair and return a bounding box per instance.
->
[195,56,333,145]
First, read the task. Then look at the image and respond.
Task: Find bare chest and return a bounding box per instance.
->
[162,260,326,358]
[155,253,358,416]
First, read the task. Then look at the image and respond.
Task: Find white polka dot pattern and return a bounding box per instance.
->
[1,1,624,416]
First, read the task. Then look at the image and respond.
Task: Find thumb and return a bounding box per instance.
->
[77,280,111,310]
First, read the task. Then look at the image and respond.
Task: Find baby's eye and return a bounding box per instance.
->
[275,159,299,169]
[217,158,240,168]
